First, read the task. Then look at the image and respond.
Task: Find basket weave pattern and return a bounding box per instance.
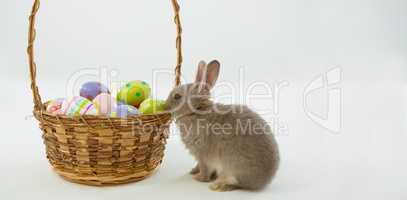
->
[27,0,182,186]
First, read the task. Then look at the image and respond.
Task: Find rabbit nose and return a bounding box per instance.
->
[165,99,172,109]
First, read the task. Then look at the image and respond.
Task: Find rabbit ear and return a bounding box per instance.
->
[195,60,207,83]
[205,60,220,89]
[195,60,220,90]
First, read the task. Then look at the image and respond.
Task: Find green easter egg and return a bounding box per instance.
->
[139,99,167,114]
[117,81,151,107]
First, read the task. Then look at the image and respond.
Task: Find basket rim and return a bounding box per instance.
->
[34,108,172,120]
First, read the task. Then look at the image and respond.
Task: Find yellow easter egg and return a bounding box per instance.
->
[117,81,151,107]
[139,99,167,115]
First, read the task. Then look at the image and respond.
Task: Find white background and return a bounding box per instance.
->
[1,0,406,199]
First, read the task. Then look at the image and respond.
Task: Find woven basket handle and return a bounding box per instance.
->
[27,0,183,112]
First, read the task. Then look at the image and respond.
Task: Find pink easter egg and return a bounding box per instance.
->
[46,98,67,114]
[93,93,117,115]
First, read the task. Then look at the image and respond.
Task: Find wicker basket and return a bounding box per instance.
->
[27,0,183,186]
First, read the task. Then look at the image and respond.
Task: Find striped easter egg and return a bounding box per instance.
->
[59,96,97,116]
[116,104,139,118]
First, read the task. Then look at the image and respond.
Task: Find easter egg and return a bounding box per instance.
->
[116,80,151,107]
[59,96,97,116]
[93,93,117,115]
[80,81,110,101]
[116,104,139,118]
[46,98,67,114]
[139,99,167,114]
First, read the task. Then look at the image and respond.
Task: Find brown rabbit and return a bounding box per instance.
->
[166,60,280,191]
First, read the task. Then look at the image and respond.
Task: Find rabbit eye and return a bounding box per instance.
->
[174,93,182,100]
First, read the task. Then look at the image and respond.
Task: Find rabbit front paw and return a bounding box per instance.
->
[193,173,211,182]
[189,164,200,175]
